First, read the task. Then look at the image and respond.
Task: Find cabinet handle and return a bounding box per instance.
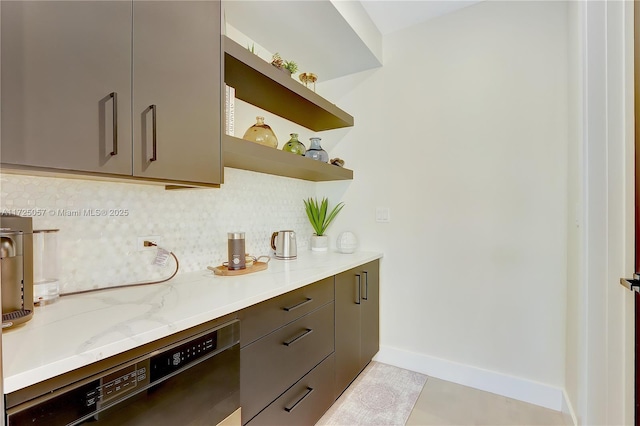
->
[284,387,314,413]
[150,104,157,162]
[362,271,369,301]
[283,328,313,346]
[110,92,118,156]
[283,298,313,312]
[355,274,361,305]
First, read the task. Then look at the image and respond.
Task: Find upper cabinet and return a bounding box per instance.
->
[132,1,221,184]
[1,1,133,176]
[223,37,354,182]
[1,1,222,188]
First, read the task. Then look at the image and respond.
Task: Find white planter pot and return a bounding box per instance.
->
[310,234,329,252]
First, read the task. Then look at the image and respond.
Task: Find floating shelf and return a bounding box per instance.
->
[224,36,354,132]
[223,136,353,182]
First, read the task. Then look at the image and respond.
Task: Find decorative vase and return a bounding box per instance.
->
[336,231,358,254]
[282,133,306,155]
[304,137,328,162]
[310,234,329,252]
[242,116,278,148]
[299,72,317,92]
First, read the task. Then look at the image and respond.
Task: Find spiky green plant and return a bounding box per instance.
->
[303,197,344,236]
[284,60,298,74]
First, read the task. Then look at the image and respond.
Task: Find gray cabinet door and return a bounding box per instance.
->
[132,1,221,185]
[246,354,335,426]
[360,260,380,364]
[334,266,362,397]
[335,260,380,397]
[1,1,132,175]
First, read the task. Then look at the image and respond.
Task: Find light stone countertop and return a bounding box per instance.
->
[2,251,382,394]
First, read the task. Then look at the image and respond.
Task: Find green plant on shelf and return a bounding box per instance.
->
[284,60,298,74]
[271,53,297,76]
[303,197,344,236]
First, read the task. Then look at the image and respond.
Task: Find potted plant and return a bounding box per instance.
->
[303,197,344,252]
[283,60,298,75]
[271,53,297,76]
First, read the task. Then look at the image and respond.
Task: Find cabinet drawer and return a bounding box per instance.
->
[246,353,335,426]
[241,302,335,424]
[238,277,334,347]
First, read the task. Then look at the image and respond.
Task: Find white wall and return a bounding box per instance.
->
[564,1,585,422]
[323,0,570,409]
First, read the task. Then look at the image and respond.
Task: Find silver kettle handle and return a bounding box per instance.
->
[270,232,278,251]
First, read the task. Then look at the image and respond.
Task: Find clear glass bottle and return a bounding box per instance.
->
[304,137,328,162]
[33,229,60,305]
[282,133,306,155]
[242,116,278,148]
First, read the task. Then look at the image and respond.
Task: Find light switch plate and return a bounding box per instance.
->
[375,207,390,223]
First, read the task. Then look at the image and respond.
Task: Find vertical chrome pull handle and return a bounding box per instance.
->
[110,92,118,156]
[150,104,157,162]
[362,271,369,300]
[355,274,361,304]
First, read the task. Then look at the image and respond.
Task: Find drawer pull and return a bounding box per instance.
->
[283,328,313,346]
[284,387,314,413]
[150,104,158,162]
[362,271,369,300]
[283,298,313,312]
[355,274,361,304]
[110,92,118,156]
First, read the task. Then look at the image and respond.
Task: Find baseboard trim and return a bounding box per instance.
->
[373,345,565,412]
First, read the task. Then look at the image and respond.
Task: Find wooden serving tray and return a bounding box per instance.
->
[208,261,268,276]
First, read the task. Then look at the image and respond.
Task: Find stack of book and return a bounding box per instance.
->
[225,84,235,136]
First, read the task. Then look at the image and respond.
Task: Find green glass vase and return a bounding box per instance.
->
[282,133,306,155]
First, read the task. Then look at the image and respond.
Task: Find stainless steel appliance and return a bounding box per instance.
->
[270,230,297,260]
[0,214,34,328]
[5,317,241,425]
[227,232,246,270]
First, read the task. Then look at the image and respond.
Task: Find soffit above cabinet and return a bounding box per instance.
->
[222,0,383,81]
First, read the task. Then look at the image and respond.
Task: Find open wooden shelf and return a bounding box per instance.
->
[223,136,353,182]
[224,36,354,132]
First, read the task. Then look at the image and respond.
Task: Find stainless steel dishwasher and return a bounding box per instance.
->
[5,317,240,426]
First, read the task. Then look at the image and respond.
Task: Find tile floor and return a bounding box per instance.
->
[406,377,572,426]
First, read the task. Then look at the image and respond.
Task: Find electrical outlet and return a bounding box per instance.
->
[137,235,161,251]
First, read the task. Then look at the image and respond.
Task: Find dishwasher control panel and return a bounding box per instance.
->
[150,329,218,381]
[85,361,151,408]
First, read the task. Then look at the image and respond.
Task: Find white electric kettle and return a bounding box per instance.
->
[270,230,297,260]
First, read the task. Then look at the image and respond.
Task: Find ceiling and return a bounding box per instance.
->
[360,0,483,35]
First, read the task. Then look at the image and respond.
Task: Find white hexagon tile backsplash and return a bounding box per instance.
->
[0,169,315,294]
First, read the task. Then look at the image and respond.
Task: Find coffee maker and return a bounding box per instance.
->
[0,214,34,328]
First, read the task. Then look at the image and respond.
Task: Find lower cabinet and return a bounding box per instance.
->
[239,278,335,425]
[335,259,380,397]
[239,259,380,425]
[247,354,335,426]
